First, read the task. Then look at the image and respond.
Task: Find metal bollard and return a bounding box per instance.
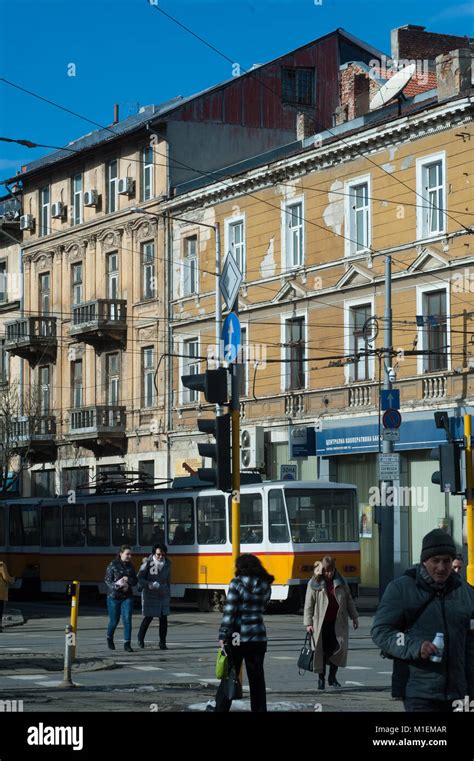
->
[59,624,77,689]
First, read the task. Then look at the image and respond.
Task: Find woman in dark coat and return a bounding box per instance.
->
[137,543,171,649]
[212,553,274,713]
[104,545,138,652]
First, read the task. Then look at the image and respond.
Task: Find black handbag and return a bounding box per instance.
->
[222,662,243,700]
[298,632,315,675]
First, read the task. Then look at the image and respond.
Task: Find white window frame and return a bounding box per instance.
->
[344,174,371,257]
[106,352,120,406]
[142,346,156,408]
[142,241,155,300]
[0,260,7,302]
[416,283,451,374]
[280,310,308,392]
[344,296,375,383]
[180,338,199,405]
[182,235,198,297]
[107,159,118,214]
[39,365,51,415]
[39,186,50,237]
[281,195,304,271]
[141,146,154,202]
[71,359,83,409]
[71,174,83,225]
[416,152,446,240]
[72,262,83,306]
[224,214,246,278]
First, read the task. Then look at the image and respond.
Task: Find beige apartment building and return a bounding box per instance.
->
[167,48,474,584]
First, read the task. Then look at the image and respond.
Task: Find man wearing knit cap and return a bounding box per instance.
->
[371,528,474,712]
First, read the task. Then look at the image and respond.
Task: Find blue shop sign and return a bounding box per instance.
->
[289,426,316,458]
[316,413,467,456]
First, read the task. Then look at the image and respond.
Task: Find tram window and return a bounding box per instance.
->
[63,504,85,546]
[9,505,40,546]
[167,498,194,545]
[41,505,61,547]
[229,493,263,544]
[112,502,137,546]
[86,503,110,546]
[0,506,5,545]
[268,489,290,543]
[197,496,226,544]
[139,501,164,546]
[285,489,357,543]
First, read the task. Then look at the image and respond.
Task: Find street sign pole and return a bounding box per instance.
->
[465,414,474,586]
[379,255,394,597]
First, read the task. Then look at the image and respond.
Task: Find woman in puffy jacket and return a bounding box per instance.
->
[213,553,274,713]
[137,543,171,650]
[104,545,138,652]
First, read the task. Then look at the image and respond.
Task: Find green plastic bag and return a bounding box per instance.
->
[215,648,229,680]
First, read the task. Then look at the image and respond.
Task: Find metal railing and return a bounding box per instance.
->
[5,316,57,344]
[69,405,126,434]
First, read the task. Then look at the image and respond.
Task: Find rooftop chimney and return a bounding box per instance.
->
[391,26,474,69]
[113,104,120,125]
[339,64,371,122]
[296,111,315,141]
[436,49,472,101]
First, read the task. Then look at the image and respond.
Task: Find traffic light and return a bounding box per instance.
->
[180,367,228,405]
[197,414,232,491]
[180,367,231,491]
[431,443,462,494]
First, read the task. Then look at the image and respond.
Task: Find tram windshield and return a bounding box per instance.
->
[285,488,357,543]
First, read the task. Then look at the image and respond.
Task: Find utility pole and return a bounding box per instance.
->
[379,255,394,596]
[465,414,474,586]
[231,296,241,567]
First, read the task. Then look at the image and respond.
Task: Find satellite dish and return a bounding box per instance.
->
[369,63,416,111]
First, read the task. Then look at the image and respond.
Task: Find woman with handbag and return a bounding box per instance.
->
[304,556,359,690]
[137,543,171,649]
[213,553,274,713]
[104,545,138,652]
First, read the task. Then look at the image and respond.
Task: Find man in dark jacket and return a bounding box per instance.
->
[371,529,474,712]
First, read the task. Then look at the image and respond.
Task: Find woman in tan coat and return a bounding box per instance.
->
[304,556,359,689]
[0,560,14,633]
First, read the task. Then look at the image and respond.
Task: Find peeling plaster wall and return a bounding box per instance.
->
[323,180,344,236]
[261,237,276,278]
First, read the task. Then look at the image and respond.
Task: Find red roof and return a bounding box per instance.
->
[374,67,437,96]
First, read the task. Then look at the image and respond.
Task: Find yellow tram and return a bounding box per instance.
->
[0,479,360,610]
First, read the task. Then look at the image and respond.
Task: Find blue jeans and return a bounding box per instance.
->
[107,596,133,642]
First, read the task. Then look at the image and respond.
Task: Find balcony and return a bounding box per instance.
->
[5,317,57,365]
[10,415,57,463]
[70,300,127,351]
[69,405,127,454]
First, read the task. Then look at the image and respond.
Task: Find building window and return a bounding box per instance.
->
[350,304,371,381]
[106,353,120,406]
[71,359,83,408]
[32,470,55,497]
[226,217,245,275]
[183,235,198,296]
[39,186,50,237]
[285,317,305,390]
[141,146,154,201]
[182,339,199,403]
[142,347,155,408]
[281,67,315,106]
[138,460,155,486]
[417,154,446,238]
[423,290,448,372]
[346,178,370,255]
[62,467,89,494]
[71,174,83,225]
[72,262,83,305]
[0,339,8,384]
[107,159,118,213]
[39,365,51,415]
[142,242,155,299]
[0,261,6,302]
[107,252,119,319]
[39,272,50,315]
[284,200,304,269]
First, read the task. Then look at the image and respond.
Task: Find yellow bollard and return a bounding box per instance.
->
[465,416,474,587]
[67,580,80,661]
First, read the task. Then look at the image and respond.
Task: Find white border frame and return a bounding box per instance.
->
[179,335,200,405]
[281,194,305,272]
[280,309,308,392]
[416,282,451,374]
[343,295,376,383]
[415,151,447,241]
[224,213,246,279]
[344,173,371,257]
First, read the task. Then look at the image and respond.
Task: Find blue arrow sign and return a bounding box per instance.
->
[383,408,402,430]
[221,312,241,363]
[381,389,400,410]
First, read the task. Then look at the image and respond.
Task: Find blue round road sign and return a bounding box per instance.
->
[383,408,402,429]
[221,312,241,363]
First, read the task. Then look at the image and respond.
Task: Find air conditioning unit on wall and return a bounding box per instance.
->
[240,426,265,470]
[83,189,98,207]
[51,201,66,219]
[118,177,134,196]
[19,214,34,231]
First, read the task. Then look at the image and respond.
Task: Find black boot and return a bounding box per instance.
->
[328,665,341,687]
[107,637,115,650]
[318,673,325,690]
[159,615,168,650]
[138,617,152,649]
[124,642,134,653]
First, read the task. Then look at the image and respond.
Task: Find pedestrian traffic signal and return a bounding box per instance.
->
[431,443,462,494]
[197,414,232,491]
[180,367,228,405]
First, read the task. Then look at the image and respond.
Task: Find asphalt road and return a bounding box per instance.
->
[0,598,402,713]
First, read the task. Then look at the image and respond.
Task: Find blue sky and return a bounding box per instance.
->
[0,0,472,184]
